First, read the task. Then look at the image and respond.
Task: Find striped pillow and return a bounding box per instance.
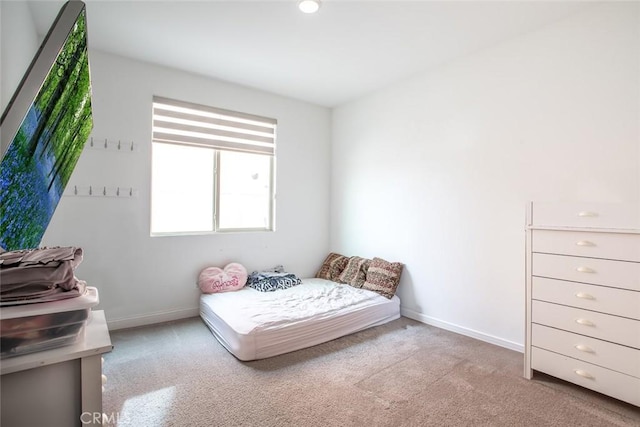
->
[315,253,349,281]
[337,256,371,288]
[362,257,403,299]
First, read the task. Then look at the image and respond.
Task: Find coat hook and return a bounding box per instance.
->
[89,185,93,196]
[90,137,94,147]
[118,140,121,150]
[103,186,107,196]
[74,185,78,195]
[131,141,134,151]
[104,138,108,149]
[117,187,120,197]
[130,187,133,197]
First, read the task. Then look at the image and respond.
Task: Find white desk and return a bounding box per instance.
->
[1,310,112,426]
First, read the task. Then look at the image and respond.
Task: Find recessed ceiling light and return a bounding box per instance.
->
[299,0,320,14]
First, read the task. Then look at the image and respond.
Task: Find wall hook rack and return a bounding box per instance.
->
[87,137,138,152]
[64,185,138,198]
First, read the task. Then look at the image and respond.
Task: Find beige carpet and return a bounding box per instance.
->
[102,317,639,426]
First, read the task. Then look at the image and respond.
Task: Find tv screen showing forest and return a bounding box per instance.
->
[0,8,92,251]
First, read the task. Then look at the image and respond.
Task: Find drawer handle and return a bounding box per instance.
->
[576,240,595,247]
[576,266,595,273]
[576,318,595,326]
[577,211,598,218]
[574,369,595,380]
[575,292,595,300]
[575,344,595,353]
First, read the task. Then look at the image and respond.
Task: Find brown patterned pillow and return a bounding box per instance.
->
[315,253,349,281]
[337,256,371,288]
[362,257,404,299]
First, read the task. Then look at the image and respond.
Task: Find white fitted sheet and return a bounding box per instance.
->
[200,278,400,361]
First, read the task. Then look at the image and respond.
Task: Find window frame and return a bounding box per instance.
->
[213,149,276,233]
[150,96,276,236]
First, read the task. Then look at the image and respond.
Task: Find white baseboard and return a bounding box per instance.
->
[400,307,524,353]
[107,307,199,331]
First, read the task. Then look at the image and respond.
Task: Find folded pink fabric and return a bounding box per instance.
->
[0,247,85,306]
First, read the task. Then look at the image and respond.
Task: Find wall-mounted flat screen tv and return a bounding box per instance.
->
[0,1,93,251]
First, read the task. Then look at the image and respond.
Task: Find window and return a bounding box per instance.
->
[151,96,276,234]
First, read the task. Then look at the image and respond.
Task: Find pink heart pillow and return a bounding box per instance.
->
[198,263,247,293]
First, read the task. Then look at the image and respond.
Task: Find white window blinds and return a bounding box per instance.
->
[152,96,276,155]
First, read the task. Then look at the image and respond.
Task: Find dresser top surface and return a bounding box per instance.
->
[1,310,112,375]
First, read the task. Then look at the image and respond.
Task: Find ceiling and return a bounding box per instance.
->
[28,1,592,107]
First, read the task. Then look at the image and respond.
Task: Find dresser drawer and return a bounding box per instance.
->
[531,347,640,406]
[532,300,640,348]
[531,202,640,229]
[532,230,640,262]
[531,324,640,378]
[532,277,640,320]
[532,253,640,291]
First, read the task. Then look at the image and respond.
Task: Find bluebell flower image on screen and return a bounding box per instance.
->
[0,3,93,251]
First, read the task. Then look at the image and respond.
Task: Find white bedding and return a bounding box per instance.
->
[200,277,400,361]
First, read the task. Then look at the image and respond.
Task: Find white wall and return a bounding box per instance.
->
[41,50,332,328]
[331,2,640,350]
[0,1,39,113]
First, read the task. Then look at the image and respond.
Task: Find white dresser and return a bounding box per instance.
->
[1,310,112,426]
[525,202,640,407]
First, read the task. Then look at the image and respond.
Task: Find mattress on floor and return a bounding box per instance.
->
[200,277,400,361]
